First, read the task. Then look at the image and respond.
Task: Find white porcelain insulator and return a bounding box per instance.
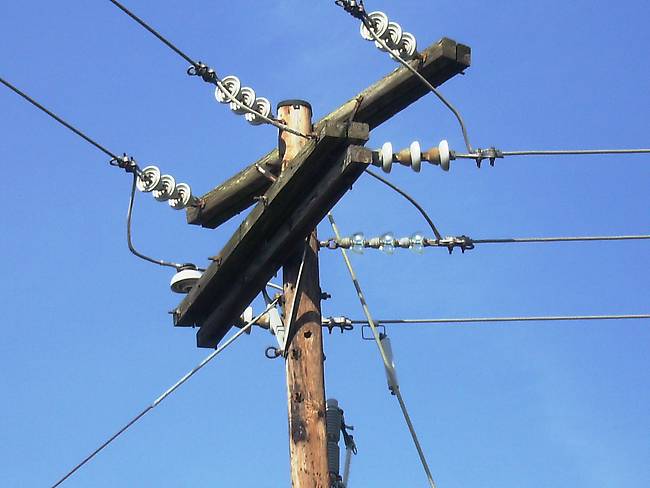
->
[398,32,418,60]
[376,21,403,52]
[169,183,192,210]
[410,141,422,172]
[230,87,256,115]
[215,75,242,104]
[245,97,273,126]
[153,174,176,202]
[381,142,393,173]
[136,165,161,192]
[439,140,451,171]
[360,11,389,41]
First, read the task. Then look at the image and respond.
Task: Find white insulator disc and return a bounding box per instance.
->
[439,140,451,171]
[231,87,256,115]
[170,268,202,294]
[136,165,161,192]
[399,32,418,60]
[360,11,389,41]
[245,97,272,126]
[410,141,422,172]
[169,182,192,210]
[215,75,241,104]
[153,174,176,202]
[243,306,254,324]
[381,142,393,173]
[376,21,403,51]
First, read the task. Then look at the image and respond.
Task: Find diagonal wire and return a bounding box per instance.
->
[282,237,310,355]
[107,0,312,139]
[364,169,442,241]
[50,298,278,488]
[328,212,437,488]
[1,76,119,160]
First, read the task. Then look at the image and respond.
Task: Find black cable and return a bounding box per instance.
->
[1,76,119,161]
[107,0,196,66]
[364,169,442,241]
[127,173,183,270]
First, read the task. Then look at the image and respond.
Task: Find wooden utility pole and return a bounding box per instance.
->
[278,100,329,488]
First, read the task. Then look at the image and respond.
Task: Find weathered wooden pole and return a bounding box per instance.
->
[278,100,329,488]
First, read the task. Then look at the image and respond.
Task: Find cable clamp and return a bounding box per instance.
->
[473,147,504,168]
[109,154,139,174]
[187,62,216,83]
[334,0,366,19]
[438,235,475,254]
[323,316,353,334]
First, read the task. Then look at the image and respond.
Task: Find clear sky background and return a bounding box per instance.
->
[1,1,649,487]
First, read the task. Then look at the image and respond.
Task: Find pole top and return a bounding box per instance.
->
[277,99,312,112]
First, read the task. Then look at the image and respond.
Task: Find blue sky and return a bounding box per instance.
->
[1,1,649,487]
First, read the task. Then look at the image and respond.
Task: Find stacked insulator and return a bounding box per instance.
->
[359,11,418,61]
[321,234,476,254]
[372,139,452,173]
[326,399,344,485]
[214,75,274,126]
[136,165,198,210]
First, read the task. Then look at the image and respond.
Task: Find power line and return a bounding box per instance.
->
[364,169,442,241]
[472,235,650,245]
[349,314,650,326]
[454,148,650,159]
[1,76,120,161]
[327,212,438,488]
[107,0,312,139]
[50,299,279,488]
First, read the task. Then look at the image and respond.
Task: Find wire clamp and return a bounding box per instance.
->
[334,0,366,19]
[265,346,283,360]
[187,62,216,83]
[323,316,353,334]
[473,147,504,168]
[437,235,475,254]
[110,153,139,174]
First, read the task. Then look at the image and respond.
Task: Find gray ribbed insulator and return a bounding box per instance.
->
[327,441,340,475]
[326,399,342,442]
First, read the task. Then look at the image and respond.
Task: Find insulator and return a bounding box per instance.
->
[359,11,389,41]
[380,334,400,394]
[410,232,425,254]
[375,21,403,52]
[244,97,272,126]
[168,182,193,210]
[328,441,341,476]
[214,75,242,104]
[326,399,343,441]
[380,232,395,254]
[170,266,202,294]
[423,139,451,171]
[152,174,176,202]
[398,32,418,60]
[380,141,393,173]
[410,141,422,172]
[230,87,256,115]
[351,233,365,254]
[136,165,161,192]
[439,139,451,171]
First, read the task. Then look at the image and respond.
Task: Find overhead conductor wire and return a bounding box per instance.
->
[364,169,443,241]
[107,0,312,139]
[453,148,650,159]
[349,314,650,327]
[328,212,438,488]
[1,76,121,162]
[50,298,280,488]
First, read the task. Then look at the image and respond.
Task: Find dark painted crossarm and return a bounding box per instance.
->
[186,37,471,229]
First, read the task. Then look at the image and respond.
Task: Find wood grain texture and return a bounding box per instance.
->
[186,37,471,229]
